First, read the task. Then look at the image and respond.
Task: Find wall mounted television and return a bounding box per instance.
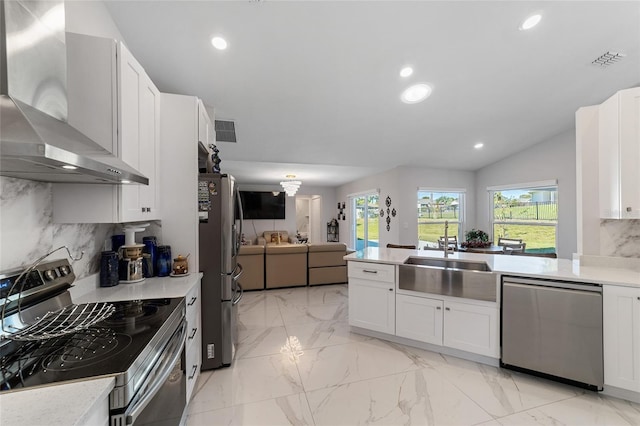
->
[239,191,286,220]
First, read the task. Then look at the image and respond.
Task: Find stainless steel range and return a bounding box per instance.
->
[0,256,187,425]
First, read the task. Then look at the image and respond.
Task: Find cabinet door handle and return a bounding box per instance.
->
[141,207,145,213]
[188,296,197,306]
[188,365,198,380]
[362,269,378,274]
[436,306,441,310]
[389,288,393,291]
[445,307,450,311]
[189,327,198,339]
[637,297,640,301]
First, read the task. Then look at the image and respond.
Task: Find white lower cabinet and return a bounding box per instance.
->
[395,293,499,358]
[349,278,395,334]
[603,285,640,392]
[185,282,202,403]
[396,294,443,345]
[348,262,396,334]
[443,300,499,358]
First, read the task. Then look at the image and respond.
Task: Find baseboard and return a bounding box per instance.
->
[349,325,500,367]
[601,385,640,404]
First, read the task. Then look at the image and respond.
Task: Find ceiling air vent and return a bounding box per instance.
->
[591,51,626,67]
[215,120,237,143]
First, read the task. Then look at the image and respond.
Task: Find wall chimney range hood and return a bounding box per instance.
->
[0,0,148,185]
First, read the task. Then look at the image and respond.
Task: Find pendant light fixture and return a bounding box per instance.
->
[280,174,302,197]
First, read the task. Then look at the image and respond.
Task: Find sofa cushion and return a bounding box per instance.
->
[307,242,347,253]
[309,266,347,285]
[265,244,308,254]
[263,231,289,243]
[239,245,264,255]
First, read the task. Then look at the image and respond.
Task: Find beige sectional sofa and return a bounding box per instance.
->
[239,232,349,290]
[307,243,348,286]
[237,245,265,290]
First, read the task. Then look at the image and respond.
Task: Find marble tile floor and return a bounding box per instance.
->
[187,284,640,426]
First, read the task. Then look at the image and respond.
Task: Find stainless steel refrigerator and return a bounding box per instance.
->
[198,173,243,370]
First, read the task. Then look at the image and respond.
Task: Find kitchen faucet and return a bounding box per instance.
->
[443,220,454,258]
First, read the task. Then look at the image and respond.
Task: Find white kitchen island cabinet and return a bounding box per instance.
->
[443,300,499,358]
[395,293,443,345]
[52,33,160,223]
[348,262,395,334]
[598,86,640,219]
[395,293,499,358]
[603,285,640,393]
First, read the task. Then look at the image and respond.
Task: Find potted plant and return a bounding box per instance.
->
[461,229,491,248]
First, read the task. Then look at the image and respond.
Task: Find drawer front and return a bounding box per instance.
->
[348,262,395,283]
[185,328,201,403]
[185,284,200,336]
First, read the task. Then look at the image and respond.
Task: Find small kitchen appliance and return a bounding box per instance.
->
[118,225,147,284]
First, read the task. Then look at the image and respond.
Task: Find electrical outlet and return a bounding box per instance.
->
[207,344,215,359]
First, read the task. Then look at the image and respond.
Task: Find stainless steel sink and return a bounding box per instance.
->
[399,257,497,302]
[403,257,492,272]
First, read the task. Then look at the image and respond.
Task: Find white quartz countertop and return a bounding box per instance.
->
[73,272,203,304]
[0,377,115,426]
[345,248,640,288]
[0,273,202,426]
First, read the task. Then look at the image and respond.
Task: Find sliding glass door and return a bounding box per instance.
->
[351,193,379,250]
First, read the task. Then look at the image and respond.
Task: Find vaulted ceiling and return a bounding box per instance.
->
[105,1,640,186]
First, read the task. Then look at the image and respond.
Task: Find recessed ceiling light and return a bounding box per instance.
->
[474,143,484,149]
[121,180,131,184]
[520,14,542,30]
[61,165,77,170]
[400,67,413,78]
[211,36,228,50]
[401,83,432,104]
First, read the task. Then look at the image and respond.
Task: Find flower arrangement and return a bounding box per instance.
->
[460,229,491,248]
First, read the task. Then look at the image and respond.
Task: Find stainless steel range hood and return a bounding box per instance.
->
[0,0,148,185]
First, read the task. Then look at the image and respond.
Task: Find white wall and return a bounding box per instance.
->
[475,130,577,259]
[66,1,125,40]
[336,166,476,249]
[237,184,337,243]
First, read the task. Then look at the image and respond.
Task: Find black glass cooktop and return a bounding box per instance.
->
[0,297,183,392]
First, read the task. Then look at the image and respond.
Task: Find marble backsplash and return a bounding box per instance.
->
[600,219,640,258]
[0,177,115,279]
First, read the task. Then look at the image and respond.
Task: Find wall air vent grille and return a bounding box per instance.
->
[215,120,237,143]
[591,51,626,67]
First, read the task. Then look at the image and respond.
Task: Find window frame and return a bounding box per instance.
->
[417,188,466,249]
[488,180,558,253]
[348,189,380,250]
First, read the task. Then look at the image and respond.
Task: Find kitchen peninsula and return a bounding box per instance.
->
[345,247,640,402]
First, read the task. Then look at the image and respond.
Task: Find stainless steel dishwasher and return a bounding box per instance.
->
[501,276,603,390]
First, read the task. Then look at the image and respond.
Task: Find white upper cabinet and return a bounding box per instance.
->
[53,34,160,223]
[197,100,214,147]
[598,87,640,219]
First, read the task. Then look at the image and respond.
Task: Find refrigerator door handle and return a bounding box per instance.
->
[232,263,243,281]
[232,282,243,306]
[235,188,244,256]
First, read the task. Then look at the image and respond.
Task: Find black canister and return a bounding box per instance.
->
[157,245,172,277]
[142,236,157,277]
[111,234,125,253]
[100,251,119,287]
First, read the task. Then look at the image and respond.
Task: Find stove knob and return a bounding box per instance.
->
[44,269,57,281]
[59,265,71,276]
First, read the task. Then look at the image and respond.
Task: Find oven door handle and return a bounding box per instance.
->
[125,319,187,425]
